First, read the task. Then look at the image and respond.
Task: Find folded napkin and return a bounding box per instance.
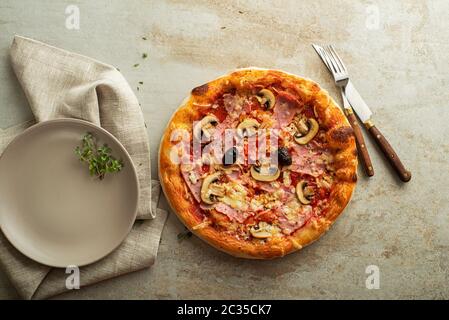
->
[0,36,168,299]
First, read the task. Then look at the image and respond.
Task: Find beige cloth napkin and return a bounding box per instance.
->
[0,36,168,299]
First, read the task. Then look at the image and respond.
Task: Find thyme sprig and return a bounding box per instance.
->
[75,132,123,180]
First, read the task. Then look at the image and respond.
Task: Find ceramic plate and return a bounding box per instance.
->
[0,119,139,267]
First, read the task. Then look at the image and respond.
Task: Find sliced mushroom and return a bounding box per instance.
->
[200,172,224,204]
[237,119,260,137]
[296,180,314,205]
[296,117,310,135]
[193,115,219,143]
[250,230,271,239]
[256,89,276,110]
[250,222,275,239]
[250,163,280,182]
[294,118,319,145]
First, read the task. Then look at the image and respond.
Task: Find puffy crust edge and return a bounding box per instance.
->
[159,68,357,259]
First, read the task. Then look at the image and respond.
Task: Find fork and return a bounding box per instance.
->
[312,44,374,177]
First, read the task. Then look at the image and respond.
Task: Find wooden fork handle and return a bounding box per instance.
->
[344,108,374,177]
[365,121,411,182]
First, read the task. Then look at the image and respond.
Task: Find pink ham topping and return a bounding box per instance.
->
[290,144,327,177]
[257,182,276,193]
[273,91,302,128]
[226,170,242,182]
[212,115,236,140]
[223,93,246,118]
[200,203,214,211]
[214,202,250,223]
[278,205,313,235]
[180,166,202,203]
[279,186,296,202]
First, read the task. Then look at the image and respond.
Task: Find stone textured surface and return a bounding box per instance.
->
[0,0,448,299]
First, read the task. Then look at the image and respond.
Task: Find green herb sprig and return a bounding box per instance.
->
[177,229,193,242]
[75,133,123,180]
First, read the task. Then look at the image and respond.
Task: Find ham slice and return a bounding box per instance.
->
[278,205,313,235]
[213,116,236,140]
[200,203,214,211]
[257,182,276,193]
[279,186,296,202]
[223,93,246,118]
[226,170,241,182]
[243,100,253,114]
[180,165,202,203]
[290,144,326,177]
[214,202,249,223]
[273,91,302,128]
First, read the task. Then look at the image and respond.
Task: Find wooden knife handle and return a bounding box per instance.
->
[345,109,374,177]
[366,122,411,182]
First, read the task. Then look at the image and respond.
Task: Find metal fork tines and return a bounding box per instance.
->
[313,44,349,86]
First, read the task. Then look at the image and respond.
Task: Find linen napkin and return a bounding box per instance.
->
[0,36,168,299]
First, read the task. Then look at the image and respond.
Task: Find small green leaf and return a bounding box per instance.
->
[75,132,124,181]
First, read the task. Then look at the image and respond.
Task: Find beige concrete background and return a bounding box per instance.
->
[0,0,448,299]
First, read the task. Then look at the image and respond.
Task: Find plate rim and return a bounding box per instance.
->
[0,118,140,268]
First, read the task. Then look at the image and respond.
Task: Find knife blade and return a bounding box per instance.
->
[344,81,411,182]
[344,81,372,122]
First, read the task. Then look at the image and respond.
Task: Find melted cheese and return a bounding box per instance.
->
[188,171,199,184]
[280,123,298,148]
[290,238,303,249]
[250,187,288,211]
[283,200,301,221]
[192,220,211,230]
[317,175,333,189]
[220,181,249,211]
[250,198,264,211]
[283,171,291,187]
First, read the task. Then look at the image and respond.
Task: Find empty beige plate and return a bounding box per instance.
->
[0,119,139,267]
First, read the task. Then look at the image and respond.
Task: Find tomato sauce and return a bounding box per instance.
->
[210,104,228,122]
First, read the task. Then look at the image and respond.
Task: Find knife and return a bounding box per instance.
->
[345,81,411,182]
[340,87,374,177]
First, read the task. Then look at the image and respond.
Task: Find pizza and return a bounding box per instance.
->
[159,68,357,259]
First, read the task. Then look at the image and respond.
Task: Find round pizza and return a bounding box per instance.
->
[159,68,357,259]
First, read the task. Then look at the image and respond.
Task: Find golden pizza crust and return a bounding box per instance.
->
[159,68,357,259]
